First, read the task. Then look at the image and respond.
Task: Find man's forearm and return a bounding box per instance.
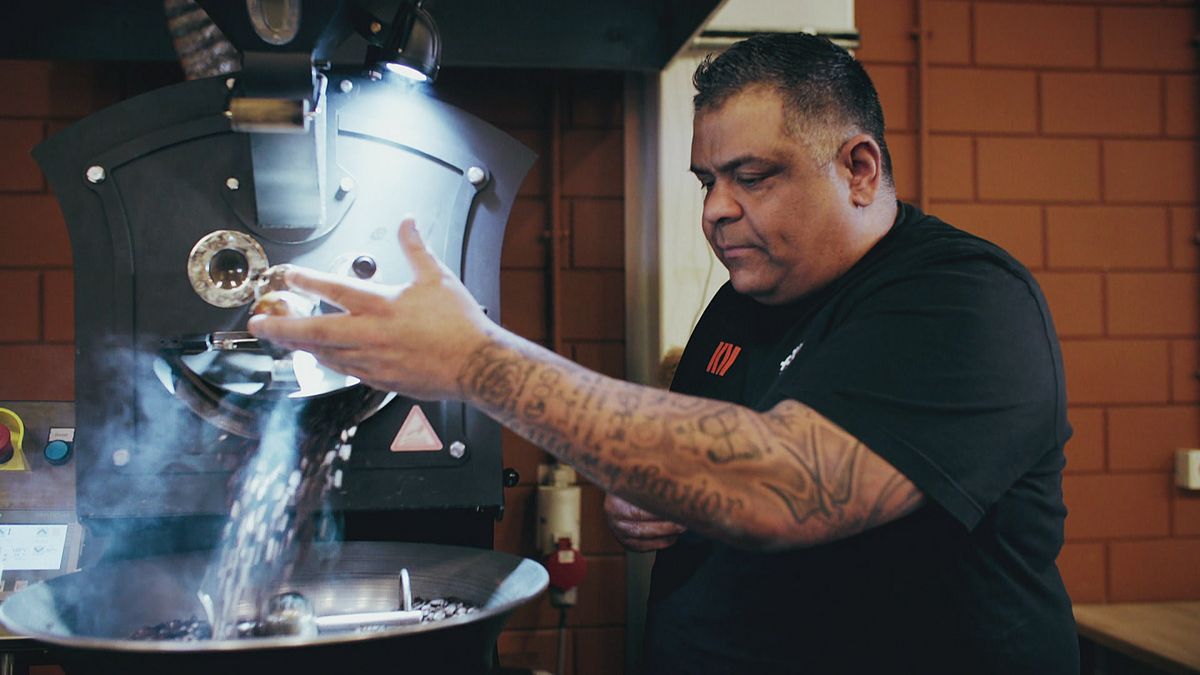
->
[457,332,923,550]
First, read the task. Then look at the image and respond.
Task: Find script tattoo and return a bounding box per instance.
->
[457,338,921,547]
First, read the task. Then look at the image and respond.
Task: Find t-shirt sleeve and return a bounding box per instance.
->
[769,252,1066,530]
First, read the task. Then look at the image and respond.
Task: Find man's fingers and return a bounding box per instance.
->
[248,313,371,349]
[397,218,446,282]
[282,267,385,314]
[612,518,688,539]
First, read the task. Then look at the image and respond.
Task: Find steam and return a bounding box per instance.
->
[80,337,372,638]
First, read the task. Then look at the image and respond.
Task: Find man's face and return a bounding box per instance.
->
[690,86,855,305]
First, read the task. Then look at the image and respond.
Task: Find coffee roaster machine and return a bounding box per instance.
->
[0,1,547,672]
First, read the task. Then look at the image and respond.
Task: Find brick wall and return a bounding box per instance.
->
[0,59,627,672]
[440,69,628,675]
[857,0,1200,604]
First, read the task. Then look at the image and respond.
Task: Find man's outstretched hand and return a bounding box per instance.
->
[247,217,494,401]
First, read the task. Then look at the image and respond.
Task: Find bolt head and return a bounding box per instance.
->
[466,166,487,186]
[112,448,131,466]
[339,177,356,194]
[225,177,240,191]
[370,21,382,34]
[339,79,354,93]
[85,165,106,184]
[449,441,466,458]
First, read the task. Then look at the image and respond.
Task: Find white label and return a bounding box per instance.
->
[48,427,75,443]
[0,524,69,571]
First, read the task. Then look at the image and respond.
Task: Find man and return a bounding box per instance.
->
[250,33,1078,674]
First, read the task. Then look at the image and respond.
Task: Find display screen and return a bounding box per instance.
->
[0,524,69,571]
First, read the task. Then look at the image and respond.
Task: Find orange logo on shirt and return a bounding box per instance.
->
[706,341,741,376]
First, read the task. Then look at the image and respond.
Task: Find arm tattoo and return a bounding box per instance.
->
[458,337,923,548]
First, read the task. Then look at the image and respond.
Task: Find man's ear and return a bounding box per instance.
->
[838,134,883,207]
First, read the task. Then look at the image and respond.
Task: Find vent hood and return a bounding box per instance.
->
[0,0,723,71]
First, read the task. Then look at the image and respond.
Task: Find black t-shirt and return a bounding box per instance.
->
[642,203,1078,674]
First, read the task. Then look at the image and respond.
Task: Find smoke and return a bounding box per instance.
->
[79,335,376,637]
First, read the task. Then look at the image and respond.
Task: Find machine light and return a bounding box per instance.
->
[367,0,441,84]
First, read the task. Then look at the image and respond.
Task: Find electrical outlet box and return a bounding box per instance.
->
[1175,449,1200,490]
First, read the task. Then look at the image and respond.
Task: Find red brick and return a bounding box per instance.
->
[0,345,74,399]
[1046,206,1169,270]
[495,485,537,558]
[571,341,625,380]
[1171,340,1200,403]
[511,129,547,198]
[1109,539,1200,601]
[1171,207,1198,270]
[568,73,623,130]
[1041,73,1160,136]
[978,138,1100,202]
[437,70,550,130]
[570,198,624,269]
[975,4,1096,68]
[0,271,40,342]
[1108,406,1200,471]
[0,60,122,119]
[1176,492,1200,536]
[500,269,547,341]
[0,195,73,267]
[1104,140,1198,204]
[855,0,916,63]
[1107,273,1198,337]
[561,129,623,198]
[866,64,913,132]
[928,68,1037,133]
[926,0,970,65]
[1063,473,1171,539]
[1100,7,1197,72]
[0,121,44,193]
[1062,340,1170,405]
[1035,272,1103,337]
[1066,407,1106,473]
[1057,542,1106,603]
[560,270,624,341]
[502,428,549,487]
[1166,76,1198,138]
[929,135,974,200]
[497,628,562,674]
[502,198,549,269]
[887,132,918,202]
[573,626,626,675]
[931,203,1043,269]
[507,554,625,629]
[42,270,73,343]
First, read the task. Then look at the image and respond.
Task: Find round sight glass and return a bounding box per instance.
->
[209,248,250,290]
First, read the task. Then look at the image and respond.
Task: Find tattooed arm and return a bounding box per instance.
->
[248,219,924,551]
[461,333,924,550]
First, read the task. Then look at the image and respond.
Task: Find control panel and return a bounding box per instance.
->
[0,401,82,601]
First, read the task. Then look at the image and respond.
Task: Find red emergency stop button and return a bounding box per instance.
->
[0,424,13,464]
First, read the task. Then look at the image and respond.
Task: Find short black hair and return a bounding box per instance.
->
[693,32,892,184]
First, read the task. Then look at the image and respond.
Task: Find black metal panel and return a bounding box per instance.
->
[33,71,532,525]
[0,0,721,71]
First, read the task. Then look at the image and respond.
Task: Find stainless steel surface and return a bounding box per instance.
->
[0,542,547,674]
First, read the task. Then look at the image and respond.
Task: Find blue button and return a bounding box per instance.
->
[44,440,71,465]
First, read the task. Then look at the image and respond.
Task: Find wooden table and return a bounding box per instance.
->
[1074,602,1200,675]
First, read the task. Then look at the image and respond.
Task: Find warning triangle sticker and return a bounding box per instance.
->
[390,405,444,452]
